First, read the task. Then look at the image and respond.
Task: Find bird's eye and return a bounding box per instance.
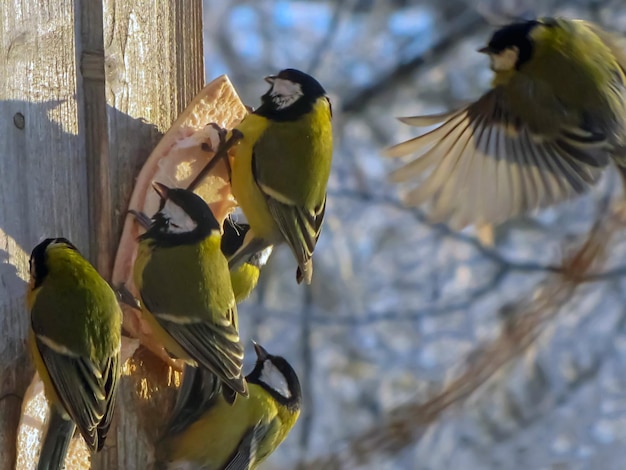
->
[171,223,180,229]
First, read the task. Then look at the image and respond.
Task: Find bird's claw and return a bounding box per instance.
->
[201,123,229,152]
[187,128,244,191]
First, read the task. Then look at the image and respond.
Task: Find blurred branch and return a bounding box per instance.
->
[341,5,486,113]
[330,189,563,274]
[307,0,349,76]
[296,285,315,469]
[315,264,508,325]
[331,189,626,285]
[234,194,626,330]
[583,265,626,281]
[299,205,621,469]
[215,1,249,86]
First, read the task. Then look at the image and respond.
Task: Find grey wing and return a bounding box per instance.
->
[264,194,326,283]
[223,421,272,470]
[96,353,120,448]
[156,309,247,397]
[384,88,610,229]
[37,338,119,451]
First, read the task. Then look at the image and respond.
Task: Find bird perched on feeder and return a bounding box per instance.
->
[157,342,302,470]
[189,68,333,284]
[133,183,247,402]
[27,238,121,470]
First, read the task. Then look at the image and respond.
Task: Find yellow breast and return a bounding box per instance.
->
[164,383,278,468]
[230,115,279,241]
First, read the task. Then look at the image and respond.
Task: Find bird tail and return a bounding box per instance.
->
[163,365,221,436]
[296,259,313,284]
[37,407,76,470]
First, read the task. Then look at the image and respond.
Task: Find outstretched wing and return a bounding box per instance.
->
[385,87,611,229]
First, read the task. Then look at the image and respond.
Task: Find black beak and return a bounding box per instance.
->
[252,341,269,361]
[264,75,277,85]
[477,46,495,54]
[152,182,170,200]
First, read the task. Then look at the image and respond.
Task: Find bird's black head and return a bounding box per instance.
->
[221,221,273,268]
[140,183,220,247]
[255,68,328,122]
[247,342,302,412]
[220,221,250,258]
[29,237,78,289]
[479,20,542,71]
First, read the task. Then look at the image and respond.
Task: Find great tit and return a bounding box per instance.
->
[27,238,121,469]
[221,221,273,303]
[385,18,626,229]
[133,183,247,401]
[228,68,333,284]
[157,342,301,470]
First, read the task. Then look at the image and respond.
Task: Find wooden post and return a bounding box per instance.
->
[0,1,204,468]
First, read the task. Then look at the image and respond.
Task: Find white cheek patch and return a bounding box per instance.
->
[259,360,291,399]
[491,47,519,72]
[271,78,303,110]
[161,199,197,233]
[257,246,273,267]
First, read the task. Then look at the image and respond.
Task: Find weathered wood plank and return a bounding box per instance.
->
[103,0,205,274]
[0,2,88,468]
[78,0,112,279]
[95,1,205,468]
[1,0,203,468]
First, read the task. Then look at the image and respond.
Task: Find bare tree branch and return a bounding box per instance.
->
[341,6,486,113]
[298,204,622,469]
[330,189,563,274]
[296,285,316,469]
[307,0,349,76]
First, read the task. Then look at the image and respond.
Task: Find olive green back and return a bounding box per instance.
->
[502,19,626,136]
[31,246,121,361]
[254,97,333,207]
[139,235,235,320]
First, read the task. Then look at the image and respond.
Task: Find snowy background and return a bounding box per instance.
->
[201,1,626,469]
